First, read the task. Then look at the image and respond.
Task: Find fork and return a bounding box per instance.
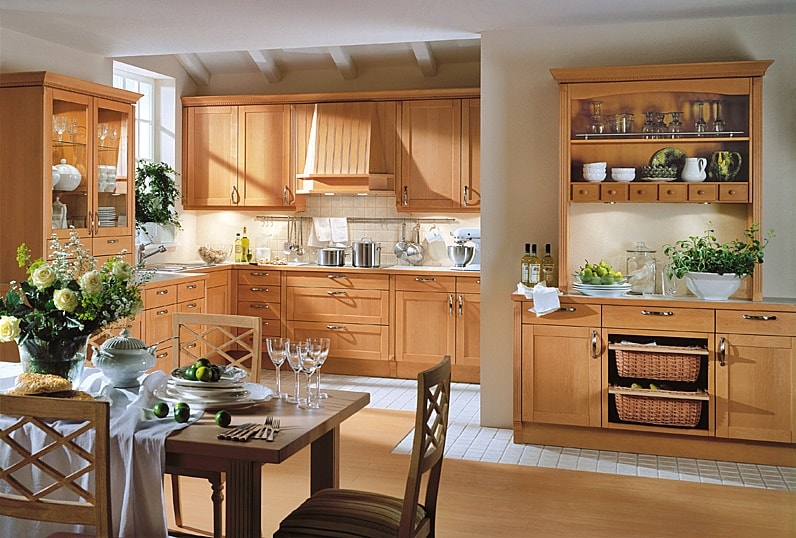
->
[254,416,274,440]
[266,418,280,442]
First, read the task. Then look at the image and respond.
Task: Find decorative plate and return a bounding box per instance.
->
[170,364,248,388]
[649,147,687,177]
[154,382,273,410]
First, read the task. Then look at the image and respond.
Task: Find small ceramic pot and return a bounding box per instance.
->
[92,329,157,388]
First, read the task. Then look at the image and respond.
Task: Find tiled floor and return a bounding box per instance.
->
[312,372,796,491]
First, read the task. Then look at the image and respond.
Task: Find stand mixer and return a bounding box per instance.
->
[448,227,481,271]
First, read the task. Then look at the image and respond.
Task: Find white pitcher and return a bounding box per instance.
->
[682,157,707,182]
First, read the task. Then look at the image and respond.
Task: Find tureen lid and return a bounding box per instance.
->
[100,328,149,350]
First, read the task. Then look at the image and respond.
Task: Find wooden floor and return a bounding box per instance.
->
[166,407,796,537]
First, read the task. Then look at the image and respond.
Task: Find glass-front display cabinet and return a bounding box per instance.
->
[0,72,141,287]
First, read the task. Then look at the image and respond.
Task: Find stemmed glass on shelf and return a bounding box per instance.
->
[694,101,707,135]
[97,122,109,146]
[712,100,726,133]
[298,348,321,409]
[266,337,289,400]
[286,341,307,404]
[306,337,330,399]
[52,115,67,142]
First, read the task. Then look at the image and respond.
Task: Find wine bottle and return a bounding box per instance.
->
[542,243,556,287]
[234,233,243,263]
[528,243,541,286]
[241,227,251,262]
[521,243,532,286]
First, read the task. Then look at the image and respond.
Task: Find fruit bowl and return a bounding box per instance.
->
[573,274,628,286]
[198,244,232,264]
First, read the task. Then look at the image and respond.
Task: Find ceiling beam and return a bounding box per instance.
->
[176,53,211,86]
[411,41,438,77]
[248,49,282,83]
[328,46,358,80]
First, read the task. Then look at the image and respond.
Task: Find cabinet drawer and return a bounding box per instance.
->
[456,277,481,293]
[178,298,204,313]
[287,288,389,324]
[177,279,205,302]
[206,268,230,288]
[287,271,389,290]
[688,184,717,202]
[600,183,628,202]
[658,184,687,202]
[145,305,174,344]
[719,183,748,202]
[92,235,134,256]
[628,184,658,201]
[238,268,281,286]
[288,321,389,361]
[237,283,280,302]
[395,274,455,292]
[571,183,600,202]
[237,301,280,320]
[144,283,177,309]
[603,305,714,332]
[716,309,796,336]
[521,301,600,327]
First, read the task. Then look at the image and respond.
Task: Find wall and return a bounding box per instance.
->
[479,13,796,426]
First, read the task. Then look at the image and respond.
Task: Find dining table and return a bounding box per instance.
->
[0,362,370,538]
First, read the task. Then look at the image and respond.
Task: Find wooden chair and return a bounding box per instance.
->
[0,394,112,537]
[167,312,263,538]
[275,355,451,538]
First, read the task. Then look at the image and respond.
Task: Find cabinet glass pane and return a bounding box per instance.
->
[51,98,89,232]
[96,105,130,231]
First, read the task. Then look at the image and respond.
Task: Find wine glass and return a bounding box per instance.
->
[712,100,726,133]
[306,337,330,399]
[694,101,707,135]
[588,100,606,134]
[66,119,79,142]
[298,349,321,409]
[668,112,683,138]
[53,115,67,142]
[109,124,120,145]
[286,341,306,404]
[654,112,667,138]
[266,337,289,399]
[641,111,656,139]
[97,123,109,146]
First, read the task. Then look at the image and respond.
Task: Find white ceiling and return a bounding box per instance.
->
[2,0,794,83]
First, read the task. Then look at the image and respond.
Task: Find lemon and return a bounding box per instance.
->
[184,365,197,381]
[194,357,212,368]
[153,402,169,418]
[174,404,191,423]
[196,365,213,382]
[215,410,232,427]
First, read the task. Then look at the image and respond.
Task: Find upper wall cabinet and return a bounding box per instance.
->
[0,72,140,285]
[397,98,480,212]
[182,104,298,209]
[551,61,772,300]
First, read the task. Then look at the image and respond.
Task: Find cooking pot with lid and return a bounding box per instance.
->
[318,247,346,266]
[352,238,381,268]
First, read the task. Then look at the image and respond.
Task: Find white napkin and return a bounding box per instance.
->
[330,217,349,243]
[313,217,332,242]
[529,282,561,317]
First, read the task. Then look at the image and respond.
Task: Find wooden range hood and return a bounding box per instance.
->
[296,101,395,194]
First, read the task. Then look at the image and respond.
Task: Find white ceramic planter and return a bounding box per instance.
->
[683,272,744,301]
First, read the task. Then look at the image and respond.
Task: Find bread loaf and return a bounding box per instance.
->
[7,372,73,395]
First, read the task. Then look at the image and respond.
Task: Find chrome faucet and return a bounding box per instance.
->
[137,243,167,266]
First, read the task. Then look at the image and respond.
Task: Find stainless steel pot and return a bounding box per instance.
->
[352,238,381,268]
[318,247,346,266]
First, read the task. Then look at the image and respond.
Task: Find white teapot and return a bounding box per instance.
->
[92,328,157,388]
[53,159,82,191]
[681,157,707,182]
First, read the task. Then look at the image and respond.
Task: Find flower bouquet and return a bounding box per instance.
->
[0,229,148,387]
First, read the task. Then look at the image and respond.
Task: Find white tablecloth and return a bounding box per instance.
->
[0,364,201,537]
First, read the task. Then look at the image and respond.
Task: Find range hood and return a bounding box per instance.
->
[296,102,395,194]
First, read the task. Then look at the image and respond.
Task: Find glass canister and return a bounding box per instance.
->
[626,241,657,295]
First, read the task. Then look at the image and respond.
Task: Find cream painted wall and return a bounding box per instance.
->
[479,14,796,426]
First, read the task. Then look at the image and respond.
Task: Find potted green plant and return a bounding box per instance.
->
[662,222,774,300]
[135,159,181,243]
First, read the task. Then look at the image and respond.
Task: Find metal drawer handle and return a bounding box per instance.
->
[184,303,198,309]
[559,307,576,312]
[742,314,777,321]
[415,277,437,282]
[250,287,269,292]
[719,336,726,367]
[327,274,348,279]
[156,309,169,316]
[156,351,168,359]
[250,271,270,277]
[185,343,197,349]
[250,304,269,309]
[156,290,169,295]
[458,294,463,317]
[327,325,347,331]
[591,330,599,359]
[641,310,673,316]
[186,284,197,289]
[326,290,347,296]
[106,239,118,244]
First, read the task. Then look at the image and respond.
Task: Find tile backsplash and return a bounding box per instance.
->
[159,194,479,267]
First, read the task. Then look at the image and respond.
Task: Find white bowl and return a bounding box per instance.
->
[684,271,744,301]
[611,168,636,182]
[583,162,607,169]
[583,171,606,182]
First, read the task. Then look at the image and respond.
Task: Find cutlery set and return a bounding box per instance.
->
[217,417,281,442]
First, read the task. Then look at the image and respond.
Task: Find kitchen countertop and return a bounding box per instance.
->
[142,262,481,279]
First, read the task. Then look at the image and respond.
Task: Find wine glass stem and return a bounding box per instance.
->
[294,371,300,402]
[275,365,282,398]
[305,373,314,407]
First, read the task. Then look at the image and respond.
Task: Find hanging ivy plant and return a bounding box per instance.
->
[135,159,181,230]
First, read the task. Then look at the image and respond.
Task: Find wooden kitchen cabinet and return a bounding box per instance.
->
[397,98,480,211]
[182,103,297,209]
[394,275,479,382]
[236,268,283,337]
[551,61,772,300]
[715,309,796,443]
[0,72,139,287]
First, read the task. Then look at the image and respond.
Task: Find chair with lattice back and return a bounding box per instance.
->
[275,355,451,538]
[167,311,263,538]
[0,394,112,538]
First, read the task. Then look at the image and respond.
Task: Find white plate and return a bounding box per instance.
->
[572,286,631,298]
[154,382,273,410]
[573,283,631,290]
[170,364,248,387]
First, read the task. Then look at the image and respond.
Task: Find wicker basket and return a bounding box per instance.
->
[615,394,702,427]
[615,348,700,382]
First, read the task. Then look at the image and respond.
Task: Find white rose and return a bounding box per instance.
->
[79,270,103,294]
[31,264,56,290]
[112,261,133,281]
[53,288,79,312]
[0,315,21,342]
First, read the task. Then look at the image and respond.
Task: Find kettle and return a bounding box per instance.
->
[92,328,157,388]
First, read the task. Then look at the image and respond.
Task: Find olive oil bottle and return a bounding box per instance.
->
[234,232,243,262]
[241,227,251,262]
[542,243,556,287]
[528,243,541,286]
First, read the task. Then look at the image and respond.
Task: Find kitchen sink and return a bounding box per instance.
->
[145,262,214,272]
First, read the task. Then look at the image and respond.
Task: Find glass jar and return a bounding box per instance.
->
[626,242,657,295]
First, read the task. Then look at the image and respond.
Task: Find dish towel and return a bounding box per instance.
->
[330,217,349,244]
[313,217,332,242]
[517,282,561,317]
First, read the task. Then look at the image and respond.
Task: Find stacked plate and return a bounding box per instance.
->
[154,364,273,410]
[97,206,117,227]
[572,281,632,298]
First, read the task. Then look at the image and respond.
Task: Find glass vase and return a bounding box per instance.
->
[16,334,89,390]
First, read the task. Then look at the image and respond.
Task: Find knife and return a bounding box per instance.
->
[217,423,255,440]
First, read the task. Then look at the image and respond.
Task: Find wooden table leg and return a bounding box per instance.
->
[225,459,263,538]
[310,425,340,493]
